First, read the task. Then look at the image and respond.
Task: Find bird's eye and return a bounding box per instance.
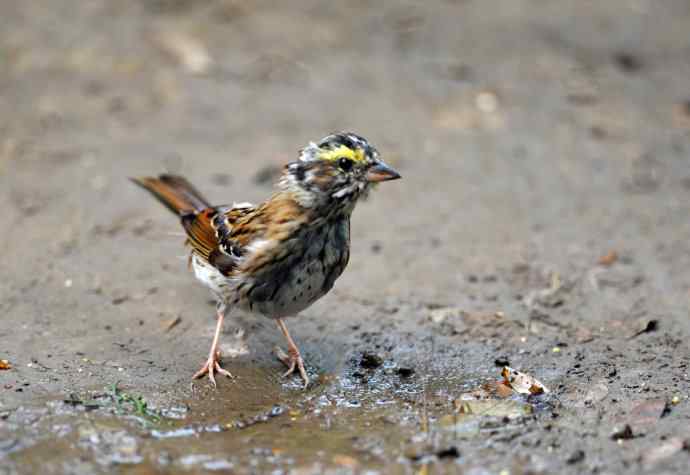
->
[338,157,354,171]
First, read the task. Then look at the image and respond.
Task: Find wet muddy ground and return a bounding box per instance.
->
[2,1,690,474]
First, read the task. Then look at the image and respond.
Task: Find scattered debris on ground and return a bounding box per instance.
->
[501,367,549,395]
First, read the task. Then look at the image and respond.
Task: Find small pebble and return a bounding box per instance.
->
[476,91,499,113]
[396,367,415,378]
[614,52,642,73]
[360,352,383,369]
[494,357,510,367]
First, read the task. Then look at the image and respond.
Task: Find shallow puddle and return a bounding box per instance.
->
[1,362,543,474]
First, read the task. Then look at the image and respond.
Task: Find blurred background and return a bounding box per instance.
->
[3,0,689,304]
[1,1,690,473]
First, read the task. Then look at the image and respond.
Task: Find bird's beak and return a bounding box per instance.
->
[366,161,401,182]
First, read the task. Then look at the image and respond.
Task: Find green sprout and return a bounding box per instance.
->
[109,381,162,424]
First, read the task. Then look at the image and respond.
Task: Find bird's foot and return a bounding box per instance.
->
[192,350,233,388]
[275,346,309,388]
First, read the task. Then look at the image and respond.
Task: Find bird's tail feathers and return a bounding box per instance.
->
[130,174,210,215]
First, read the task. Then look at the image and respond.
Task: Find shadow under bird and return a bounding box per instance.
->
[131,132,401,387]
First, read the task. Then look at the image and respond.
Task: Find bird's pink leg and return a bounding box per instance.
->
[275,318,309,388]
[192,304,233,387]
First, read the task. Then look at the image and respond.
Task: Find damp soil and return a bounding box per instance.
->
[2,1,690,474]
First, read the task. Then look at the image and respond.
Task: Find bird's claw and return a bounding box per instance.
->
[192,350,233,388]
[275,346,309,388]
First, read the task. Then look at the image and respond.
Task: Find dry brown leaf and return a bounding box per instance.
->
[598,250,618,266]
[501,366,549,395]
[482,380,514,399]
[494,381,515,398]
[0,359,11,370]
[332,454,359,468]
[457,379,513,400]
[163,316,182,332]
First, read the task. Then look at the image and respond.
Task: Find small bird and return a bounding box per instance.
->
[132,132,400,388]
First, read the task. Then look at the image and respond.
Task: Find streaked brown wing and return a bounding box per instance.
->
[181,208,218,261]
[181,204,259,276]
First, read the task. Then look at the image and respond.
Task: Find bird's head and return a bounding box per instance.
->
[280,132,401,213]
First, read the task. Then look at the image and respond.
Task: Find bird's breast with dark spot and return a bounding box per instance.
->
[244,218,350,318]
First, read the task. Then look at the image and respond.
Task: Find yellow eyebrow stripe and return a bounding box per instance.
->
[319,145,366,163]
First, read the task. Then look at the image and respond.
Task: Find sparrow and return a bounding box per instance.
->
[132,132,401,388]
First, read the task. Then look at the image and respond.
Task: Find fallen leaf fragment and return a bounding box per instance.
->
[496,382,514,398]
[598,250,618,266]
[458,380,514,400]
[163,316,182,332]
[501,366,549,395]
[332,454,359,468]
[488,380,515,399]
[0,360,11,370]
